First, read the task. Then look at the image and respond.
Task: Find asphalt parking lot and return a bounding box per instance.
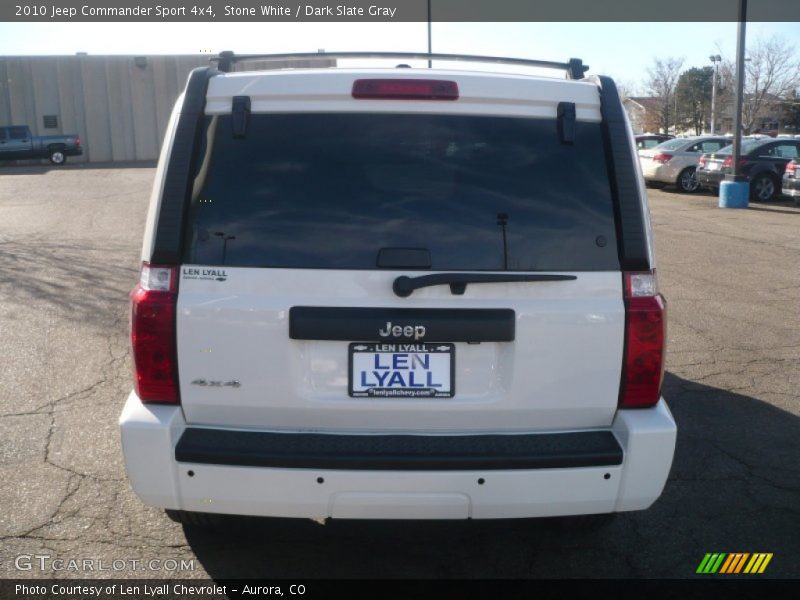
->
[0,164,798,579]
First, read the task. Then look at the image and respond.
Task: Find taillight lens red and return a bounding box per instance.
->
[721,156,748,169]
[620,271,666,409]
[787,161,797,175]
[698,155,707,167]
[130,263,179,404]
[75,136,81,146]
[652,153,672,164]
[352,79,459,100]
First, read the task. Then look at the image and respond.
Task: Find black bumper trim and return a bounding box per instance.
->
[175,428,623,471]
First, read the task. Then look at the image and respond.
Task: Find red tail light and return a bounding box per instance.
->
[786,161,797,175]
[620,271,666,409]
[352,79,459,100]
[130,263,179,404]
[698,155,707,167]
[652,153,673,164]
[722,156,748,169]
[75,136,81,146]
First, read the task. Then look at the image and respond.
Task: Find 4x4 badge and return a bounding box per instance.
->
[191,379,240,388]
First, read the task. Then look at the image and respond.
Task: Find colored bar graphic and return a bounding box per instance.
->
[744,553,774,574]
[697,554,714,573]
[710,553,726,573]
[733,553,750,573]
[698,552,773,575]
[744,554,760,574]
[718,554,735,574]
[758,554,773,573]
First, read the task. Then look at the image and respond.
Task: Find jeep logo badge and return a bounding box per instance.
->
[378,321,426,340]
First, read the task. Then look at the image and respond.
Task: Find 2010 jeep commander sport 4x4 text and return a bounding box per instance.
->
[120,52,675,524]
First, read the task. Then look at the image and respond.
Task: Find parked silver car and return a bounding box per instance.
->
[639,136,731,193]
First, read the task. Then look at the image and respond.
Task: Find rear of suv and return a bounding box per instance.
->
[120,52,676,523]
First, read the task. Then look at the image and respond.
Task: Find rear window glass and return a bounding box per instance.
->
[9,126,28,140]
[654,138,688,151]
[183,113,619,271]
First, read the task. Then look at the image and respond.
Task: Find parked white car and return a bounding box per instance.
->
[640,136,731,193]
[120,51,676,526]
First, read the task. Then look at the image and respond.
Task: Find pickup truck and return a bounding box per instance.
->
[0,125,83,165]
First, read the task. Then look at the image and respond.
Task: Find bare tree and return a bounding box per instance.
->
[719,36,800,133]
[644,57,685,134]
[615,80,640,102]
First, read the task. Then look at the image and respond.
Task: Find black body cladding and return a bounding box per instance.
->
[175,428,624,470]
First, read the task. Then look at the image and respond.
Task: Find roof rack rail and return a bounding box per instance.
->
[212,51,589,80]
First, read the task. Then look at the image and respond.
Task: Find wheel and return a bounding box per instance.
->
[165,509,225,527]
[750,173,777,201]
[49,148,66,165]
[676,167,700,193]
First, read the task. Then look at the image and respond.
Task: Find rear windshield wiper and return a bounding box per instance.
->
[393,273,577,297]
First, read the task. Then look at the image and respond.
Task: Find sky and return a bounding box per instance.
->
[0,21,798,88]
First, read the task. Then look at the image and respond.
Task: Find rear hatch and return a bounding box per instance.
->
[175,70,625,433]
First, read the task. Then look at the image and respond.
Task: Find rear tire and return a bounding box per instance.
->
[676,167,699,193]
[49,149,66,165]
[165,509,225,528]
[750,173,777,201]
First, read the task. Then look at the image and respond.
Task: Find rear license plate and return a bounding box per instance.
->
[708,162,720,171]
[349,342,455,398]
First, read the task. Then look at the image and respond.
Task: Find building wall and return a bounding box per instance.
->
[0,55,334,163]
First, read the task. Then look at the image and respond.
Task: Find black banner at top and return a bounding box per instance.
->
[3,0,800,22]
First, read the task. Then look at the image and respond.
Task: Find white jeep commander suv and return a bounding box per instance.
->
[120,51,676,524]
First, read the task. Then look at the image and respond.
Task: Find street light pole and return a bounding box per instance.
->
[730,1,747,179]
[719,0,749,209]
[427,0,432,69]
[709,54,722,134]
[214,232,236,264]
[496,213,508,270]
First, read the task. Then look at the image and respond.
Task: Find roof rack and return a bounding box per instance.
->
[212,51,589,80]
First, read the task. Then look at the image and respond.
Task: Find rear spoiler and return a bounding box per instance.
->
[151,67,218,264]
[590,75,650,271]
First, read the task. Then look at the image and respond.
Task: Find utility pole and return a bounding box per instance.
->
[709,54,722,134]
